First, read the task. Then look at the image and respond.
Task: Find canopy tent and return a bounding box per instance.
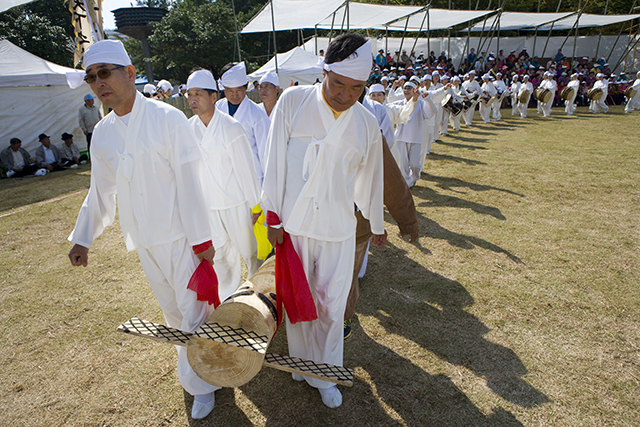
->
[464,12,575,32]
[315,3,424,31]
[248,46,323,87]
[0,40,97,155]
[385,8,497,32]
[533,13,640,31]
[0,0,34,13]
[241,0,344,33]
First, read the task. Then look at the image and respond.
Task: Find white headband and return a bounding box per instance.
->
[83,40,132,68]
[321,38,373,82]
[187,69,218,91]
[404,81,417,89]
[220,62,248,88]
[259,71,280,87]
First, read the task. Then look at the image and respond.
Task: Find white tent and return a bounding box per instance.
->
[241,0,345,33]
[534,13,640,31]
[0,40,97,155]
[464,12,576,32]
[316,3,425,31]
[248,46,323,87]
[0,0,34,13]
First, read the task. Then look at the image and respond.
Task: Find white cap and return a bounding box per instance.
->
[369,83,385,93]
[482,73,490,80]
[381,76,389,82]
[423,74,432,81]
[259,71,280,87]
[452,76,460,82]
[83,40,132,68]
[157,79,172,92]
[143,84,155,95]
[432,70,439,76]
[220,62,248,88]
[404,81,417,89]
[187,69,218,91]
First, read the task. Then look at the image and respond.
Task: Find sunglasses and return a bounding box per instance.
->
[84,65,125,84]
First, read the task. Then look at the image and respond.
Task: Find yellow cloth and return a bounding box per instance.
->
[252,205,273,260]
[322,92,342,120]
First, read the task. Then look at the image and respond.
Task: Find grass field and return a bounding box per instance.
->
[1,105,639,426]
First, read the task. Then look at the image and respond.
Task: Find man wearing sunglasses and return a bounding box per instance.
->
[67,40,218,420]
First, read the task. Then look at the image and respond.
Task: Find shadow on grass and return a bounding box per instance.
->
[434,140,488,150]
[445,134,491,144]
[359,240,548,410]
[411,183,507,221]
[423,173,526,198]
[427,153,488,166]
[0,166,90,214]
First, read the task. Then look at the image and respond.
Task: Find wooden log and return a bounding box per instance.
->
[187,257,279,388]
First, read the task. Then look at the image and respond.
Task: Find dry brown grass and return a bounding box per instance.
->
[1,105,639,426]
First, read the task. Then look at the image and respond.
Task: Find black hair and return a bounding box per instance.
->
[10,138,21,145]
[324,33,367,65]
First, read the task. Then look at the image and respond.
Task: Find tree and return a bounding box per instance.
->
[0,0,74,67]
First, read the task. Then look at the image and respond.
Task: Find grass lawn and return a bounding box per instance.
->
[1,105,638,426]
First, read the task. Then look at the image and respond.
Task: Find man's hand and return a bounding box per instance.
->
[411,88,420,102]
[69,244,89,267]
[370,230,388,248]
[251,211,261,225]
[267,226,284,247]
[197,246,215,265]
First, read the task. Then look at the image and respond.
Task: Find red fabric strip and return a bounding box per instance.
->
[266,211,281,226]
[187,260,221,307]
[193,240,213,254]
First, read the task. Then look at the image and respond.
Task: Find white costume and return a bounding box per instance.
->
[190,110,262,290]
[479,80,497,123]
[539,77,557,117]
[216,96,270,186]
[462,76,481,125]
[624,77,640,113]
[492,78,508,120]
[511,79,521,115]
[518,80,533,118]
[68,91,217,397]
[261,84,384,391]
[449,84,465,131]
[564,78,580,115]
[590,78,609,114]
[393,93,436,187]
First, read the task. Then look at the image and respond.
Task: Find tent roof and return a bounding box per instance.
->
[241,0,345,33]
[464,12,575,32]
[248,46,322,79]
[533,13,640,31]
[0,0,33,13]
[316,3,425,31]
[0,40,79,87]
[385,8,497,32]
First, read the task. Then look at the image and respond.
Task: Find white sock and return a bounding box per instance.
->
[318,386,342,408]
[194,392,214,404]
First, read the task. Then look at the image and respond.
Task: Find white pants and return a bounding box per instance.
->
[397,141,422,187]
[537,100,544,114]
[440,110,450,135]
[518,101,528,118]
[420,134,431,173]
[449,111,461,131]
[564,93,577,115]
[543,98,553,117]
[479,102,491,123]
[286,234,356,389]
[625,92,640,113]
[137,238,218,396]
[591,98,608,113]
[434,107,443,139]
[511,95,519,115]
[492,98,502,120]
[464,104,475,125]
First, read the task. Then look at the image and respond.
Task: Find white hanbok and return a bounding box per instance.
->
[479,81,497,123]
[493,79,508,120]
[216,95,271,186]
[68,91,216,396]
[564,80,580,115]
[511,81,521,115]
[261,84,384,390]
[190,110,262,292]
[518,82,533,118]
[462,79,481,125]
[624,79,640,113]
[590,79,609,114]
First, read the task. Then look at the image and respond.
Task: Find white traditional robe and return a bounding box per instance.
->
[190,110,262,289]
[431,82,444,138]
[448,85,465,131]
[363,95,416,166]
[261,84,384,389]
[518,82,533,118]
[68,91,216,396]
[493,79,508,120]
[565,79,580,115]
[386,86,405,103]
[479,81,497,123]
[624,79,640,113]
[590,79,609,114]
[216,95,270,186]
[511,81,521,115]
[462,79,481,125]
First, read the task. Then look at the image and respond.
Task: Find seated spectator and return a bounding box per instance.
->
[1,138,41,178]
[59,133,88,166]
[35,133,71,172]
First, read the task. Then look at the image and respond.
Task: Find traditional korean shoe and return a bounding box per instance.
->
[191,392,215,420]
[319,386,342,408]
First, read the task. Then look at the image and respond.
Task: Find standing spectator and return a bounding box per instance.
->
[78,93,102,155]
[467,48,477,67]
[1,138,40,177]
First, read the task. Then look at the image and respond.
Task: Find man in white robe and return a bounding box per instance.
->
[67,40,218,420]
[564,73,580,115]
[479,74,497,123]
[590,74,609,114]
[492,72,508,121]
[518,75,533,118]
[449,76,465,131]
[186,69,262,294]
[510,75,521,116]
[624,71,640,113]
[261,34,385,409]
[462,71,481,126]
[216,62,271,186]
[393,80,436,187]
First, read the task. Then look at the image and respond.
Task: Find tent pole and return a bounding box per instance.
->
[347,0,350,32]
[594,0,610,59]
[533,28,538,58]
[269,0,278,72]
[606,0,637,64]
[459,23,471,69]
[328,10,336,45]
[411,5,429,59]
[541,0,564,59]
[478,12,499,58]
[231,0,242,61]
[448,28,451,60]
[612,21,640,72]
[315,25,318,55]
[476,14,488,53]
[399,14,410,58]
[385,26,388,57]
[427,8,430,61]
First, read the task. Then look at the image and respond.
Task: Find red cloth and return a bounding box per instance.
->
[266,211,317,324]
[187,260,221,307]
[193,240,213,254]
